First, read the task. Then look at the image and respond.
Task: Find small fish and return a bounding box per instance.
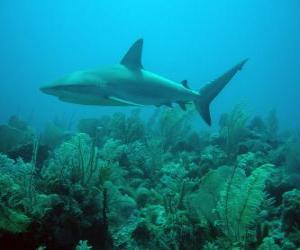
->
[40,39,247,126]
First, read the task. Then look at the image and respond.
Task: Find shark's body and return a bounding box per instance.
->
[41,39,247,125]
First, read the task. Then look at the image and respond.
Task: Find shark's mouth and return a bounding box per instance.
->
[40,84,101,96]
[53,84,98,92]
[58,94,133,106]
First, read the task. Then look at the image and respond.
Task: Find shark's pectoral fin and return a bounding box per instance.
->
[121,39,144,70]
[108,96,144,106]
[177,101,187,111]
[162,102,173,107]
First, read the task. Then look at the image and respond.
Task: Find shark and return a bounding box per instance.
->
[40,39,247,126]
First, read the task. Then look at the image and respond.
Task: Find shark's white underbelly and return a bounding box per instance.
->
[112,86,196,105]
[107,76,199,106]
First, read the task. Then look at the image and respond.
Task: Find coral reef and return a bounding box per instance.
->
[0,106,299,249]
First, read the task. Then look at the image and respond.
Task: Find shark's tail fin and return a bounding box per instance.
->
[194,59,248,126]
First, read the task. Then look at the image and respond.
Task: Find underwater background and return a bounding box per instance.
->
[0,0,300,249]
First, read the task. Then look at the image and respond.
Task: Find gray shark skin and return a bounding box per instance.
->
[40,39,247,126]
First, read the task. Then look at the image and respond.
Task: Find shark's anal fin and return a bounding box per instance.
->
[121,39,144,70]
[108,96,143,106]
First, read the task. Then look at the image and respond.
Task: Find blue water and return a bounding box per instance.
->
[0,0,299,129]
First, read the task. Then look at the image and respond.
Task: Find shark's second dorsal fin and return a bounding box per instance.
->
[121,39,144,70]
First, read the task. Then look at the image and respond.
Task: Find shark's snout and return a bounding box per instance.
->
[40,86,52,95]
[40,85,60,96]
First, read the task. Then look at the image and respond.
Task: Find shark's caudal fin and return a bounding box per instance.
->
[194,59,248,126]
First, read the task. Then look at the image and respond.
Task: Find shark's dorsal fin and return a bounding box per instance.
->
[121,39,144,70]
[181,80,190,89]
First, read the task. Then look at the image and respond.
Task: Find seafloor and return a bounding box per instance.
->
[0,105,299,250]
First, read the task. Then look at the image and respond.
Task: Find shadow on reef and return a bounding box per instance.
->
[0,106,300,249]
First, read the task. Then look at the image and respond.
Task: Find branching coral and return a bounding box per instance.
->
[185,166,232,224]
[0,106,297,249]
[257,237,281,250]
[217,164,273,246]
[0,116,34,154]
[281,189,300,246]
[150,107,195,152]
[109,110,145,144]
[219,104,249,159]
[75,240,93,250]
[42,133,100,187]
[284,136,300,174]
[0,174,31,233]
[41,122,66,148]
[0,153,35,210]
[185,162,273,248]
[265,109,279,141]
[0,153,58,232]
